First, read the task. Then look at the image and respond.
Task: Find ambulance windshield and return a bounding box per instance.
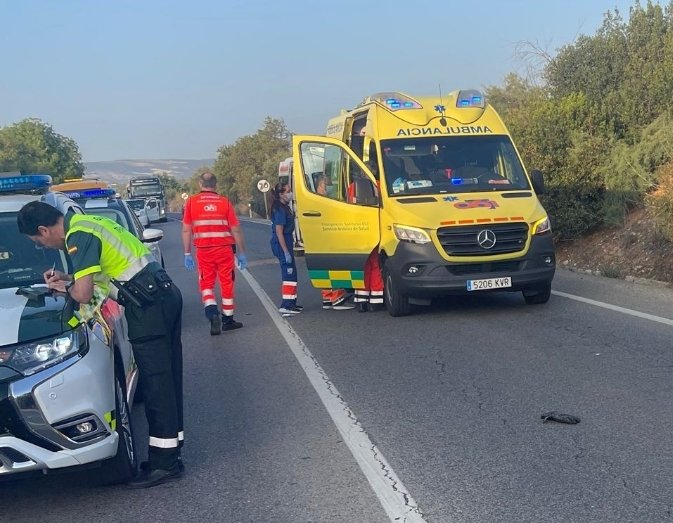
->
[381,136,531,196]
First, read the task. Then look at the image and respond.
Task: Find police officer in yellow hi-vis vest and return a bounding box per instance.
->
[17,201,184,489]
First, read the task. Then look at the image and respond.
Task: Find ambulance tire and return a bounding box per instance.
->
[383,264,412,317]
[99,360,137,484]
[522,283,552,305]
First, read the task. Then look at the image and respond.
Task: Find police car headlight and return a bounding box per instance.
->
[393,224,432,244]
[532,216,551,235]
[3,328,88,376]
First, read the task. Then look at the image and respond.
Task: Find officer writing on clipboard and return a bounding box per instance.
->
[17,201,185,489]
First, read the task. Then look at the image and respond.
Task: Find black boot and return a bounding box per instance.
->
[368,303,385,312]
[222,316,243,331]
[205,305,221,335]
[357,302,368,313]
[210,316,221,335]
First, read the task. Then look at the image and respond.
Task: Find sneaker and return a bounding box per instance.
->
[209,316,221,336]
[291,305,304,311]
[332,294,348,306]
[331,304,355,310]
[279,307,301,316]
[322,301,333,310]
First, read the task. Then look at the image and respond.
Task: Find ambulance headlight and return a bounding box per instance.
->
[532,216,552,235]
[1,328,88,376]
[393,224,432,244]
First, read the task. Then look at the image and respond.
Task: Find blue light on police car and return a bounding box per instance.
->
[403,101,414,107]
[386,98,398,105]
[0,174,52,193]
[61,188,115,199]
[472,96,482,103]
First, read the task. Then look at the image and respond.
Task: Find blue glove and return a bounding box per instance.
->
[184,253,195,271]
[236,253,248,270]
[284,251,292,264]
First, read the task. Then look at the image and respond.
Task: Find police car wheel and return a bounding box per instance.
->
[383,264,412,317]
[99,363,137,484]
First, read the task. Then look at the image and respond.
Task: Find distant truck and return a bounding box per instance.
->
[126,175,167,222]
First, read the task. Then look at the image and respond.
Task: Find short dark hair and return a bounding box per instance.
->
[17,201,64,235]
[199,171,217,189]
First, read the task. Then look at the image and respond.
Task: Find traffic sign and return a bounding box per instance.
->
[257,179,270,193]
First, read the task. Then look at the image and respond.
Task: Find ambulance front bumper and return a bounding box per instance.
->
[386,233,555,297]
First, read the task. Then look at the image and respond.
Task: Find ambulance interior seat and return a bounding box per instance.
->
[353,177,377,206]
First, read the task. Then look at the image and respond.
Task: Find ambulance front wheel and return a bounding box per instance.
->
[383,264,412,317]
[522,283,552,305]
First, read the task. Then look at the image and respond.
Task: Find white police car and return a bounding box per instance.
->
[0,173,138,482]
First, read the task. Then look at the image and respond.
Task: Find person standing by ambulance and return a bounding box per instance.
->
[315,174,352,310]
[17,201,184,489]
[269,182,301,316]
[182,171,248,335]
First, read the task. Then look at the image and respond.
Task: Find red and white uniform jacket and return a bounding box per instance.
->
[183,191,239,248]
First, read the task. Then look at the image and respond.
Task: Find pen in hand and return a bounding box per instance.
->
[49,262,55,279]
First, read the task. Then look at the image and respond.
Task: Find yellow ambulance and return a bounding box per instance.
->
[292,89,555,316]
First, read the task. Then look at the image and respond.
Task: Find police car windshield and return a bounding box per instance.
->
[85,209,130,230]
[0,213,66,289]
[381,136,530,196]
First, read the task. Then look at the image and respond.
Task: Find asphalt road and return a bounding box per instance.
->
[3,214,673,522]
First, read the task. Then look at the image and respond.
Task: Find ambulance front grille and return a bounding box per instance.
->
[437,222,529,256]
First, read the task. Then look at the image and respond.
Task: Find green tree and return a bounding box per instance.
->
[0,118,84,182]
[212,117,291,216]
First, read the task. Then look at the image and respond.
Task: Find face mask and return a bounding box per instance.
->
[281,192,293,203]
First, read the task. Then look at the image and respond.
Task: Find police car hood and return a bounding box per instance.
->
[0,286,69,346]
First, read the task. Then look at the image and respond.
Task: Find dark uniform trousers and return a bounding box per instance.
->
[122,263,184,471]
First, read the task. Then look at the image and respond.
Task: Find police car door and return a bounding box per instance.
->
[293,135,380,291]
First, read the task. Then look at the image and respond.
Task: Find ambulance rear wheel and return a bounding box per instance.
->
[383,264,411,317]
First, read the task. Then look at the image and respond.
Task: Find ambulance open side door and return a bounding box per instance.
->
[292,135,380,290]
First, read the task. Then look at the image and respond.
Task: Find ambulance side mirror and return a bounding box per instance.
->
[530,170,545,195]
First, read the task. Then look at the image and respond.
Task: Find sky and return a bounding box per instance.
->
[0,0,651,162]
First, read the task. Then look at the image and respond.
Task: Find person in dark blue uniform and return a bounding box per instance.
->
[269,183,302,316]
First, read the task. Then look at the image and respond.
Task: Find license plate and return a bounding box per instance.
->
[466,277,512,291]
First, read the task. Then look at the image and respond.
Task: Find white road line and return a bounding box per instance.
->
[238,268,427,523]
[552,290,673,326]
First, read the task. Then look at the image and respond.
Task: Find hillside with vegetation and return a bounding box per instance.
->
[484,0,673,282]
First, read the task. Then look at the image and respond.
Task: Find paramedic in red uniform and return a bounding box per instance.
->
[182,171,248,335]
[348,163,384,313]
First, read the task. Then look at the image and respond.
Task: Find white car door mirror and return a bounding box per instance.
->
[142,228,164,242]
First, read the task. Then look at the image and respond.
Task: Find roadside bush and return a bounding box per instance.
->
[646,161,673,242]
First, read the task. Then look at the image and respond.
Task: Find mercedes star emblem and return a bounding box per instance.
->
[477,229,497,249]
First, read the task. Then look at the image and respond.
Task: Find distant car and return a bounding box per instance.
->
[0,174,138,482]
[79,196,165,268]
[125,197,161,226]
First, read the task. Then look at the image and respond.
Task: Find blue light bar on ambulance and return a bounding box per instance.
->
[370,92,422,111]
[59,188,116,199]
[0,173,52,194]
[456,89,485,108]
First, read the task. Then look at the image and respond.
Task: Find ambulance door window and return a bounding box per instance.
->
[300,143,347,202]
